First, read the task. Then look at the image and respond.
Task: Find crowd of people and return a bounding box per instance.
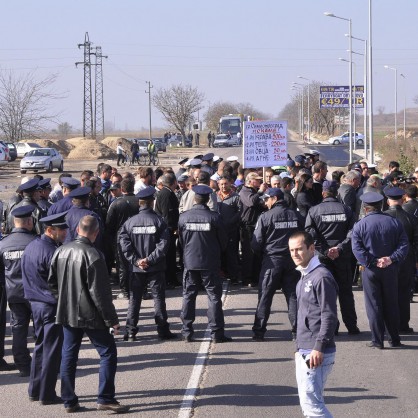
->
[0,148,417,416]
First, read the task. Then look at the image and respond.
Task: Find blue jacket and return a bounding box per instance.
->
[0,228,37,302]
[352,210,409,268]
[48,195,73,216]
[179,204,227,270]
[119,207,169,273]
[296,256,339,352]
[22,235,58,304]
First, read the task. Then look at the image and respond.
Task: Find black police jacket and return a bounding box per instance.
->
[239,186,264,226]
[251,201,303,259]
[0,228,37,303]
[9,196,45,236]
[48,235,118,329]
[105,194,139,237]
[119,207,169,273]
[178,204,227,270]
[305,197,354,257]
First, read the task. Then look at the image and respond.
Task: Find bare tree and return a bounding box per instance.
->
[377,105,385,115]
[57,122,72,138]
[152,84,205,143]
[0,70,63,141]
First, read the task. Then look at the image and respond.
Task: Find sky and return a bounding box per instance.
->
[1,0,416,132]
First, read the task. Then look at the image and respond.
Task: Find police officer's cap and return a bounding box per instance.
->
[179,158,189,165]
[189,158,202,167]
[360,192,383,204]
[39,211,68,229]
[263,188,284,200]
[136,186,156,200]
[192,185,213,196]
[11,205,35,218]
[213,155,222,163]
[352,163,362,172]
[68,186,91,199]
[280,172,292,179]
[202,153,214,161]
[109,182,121,191]
[61,177,81,189]
[194,154,204,160]
[384,186,405,200]
[18,178,40,193]
[308,149,320,156]
[226,155,239,162]
[322,180,338,193]
[38,178,52,190]
[286,159,295,168]
[177,174,189,182]
[294,155,305,164]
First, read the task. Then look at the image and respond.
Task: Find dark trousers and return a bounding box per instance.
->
[321,256,358,331]
[0,285,6,360]
[252,257,299,336]
[221,228,240,280]
[181,269,225,339]
[29,302,63,401]
[61,326,117,408]
[165,229,178,285]
[8,301,32,369]
[398,252,415,329]
[116,154,125,166]
[362,265,400,346]
[240,225,261,285]
[125,271,170,337]
[117,241,131,294]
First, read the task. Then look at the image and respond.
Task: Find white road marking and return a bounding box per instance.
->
[177,281,229,418]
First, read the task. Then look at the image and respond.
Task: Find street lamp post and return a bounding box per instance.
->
[293,82,305,142]
[291,86,302,141]
[384,65,398,144]
[400,73,406,141]
[340,58,357,151]
[369,0,374,163]
[325,12,353,163]
[297,76,311,143]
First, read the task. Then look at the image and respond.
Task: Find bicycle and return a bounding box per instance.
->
[147,153,159,166]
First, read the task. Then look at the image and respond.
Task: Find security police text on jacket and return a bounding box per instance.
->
[119,205,170,273]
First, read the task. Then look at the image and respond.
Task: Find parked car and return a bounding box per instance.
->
[20,147,64,174]
[213,134,240,147]
[153,138,167,152]
[0,141,10,161]
[16,142,41,157]
[0,143,8,167]
[5,142,17,161]
[167,136,192,148]
[328,132,364,146]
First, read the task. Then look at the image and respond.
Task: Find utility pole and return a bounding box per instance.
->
[93,46,108,140]
[76,32,93,139]
[145,81,153,140]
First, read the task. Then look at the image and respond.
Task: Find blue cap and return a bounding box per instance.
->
[68,186,91,199]
[263,187,284,200]
[286,159,295,168]
[39,211,68,228]
[194,154,204,160]
[11,205,35,218]
[18,178,40,193]
[352,163,362,172]
[109,182,121,191]
[360,192,384,204]
[322,180,338,192]
[294,155,305,164]
[38,178,52,189]
[178,158,189,165]
[189,158,202,167]
[279,172,292,179]
[61,177,80,189]
[384,186,405,200]
[136,186,156,199]
[177,174,189,182]
[202,153,214,161]
[192,185,213,196]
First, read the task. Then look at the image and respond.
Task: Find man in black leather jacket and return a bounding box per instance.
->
[48,215,129,414]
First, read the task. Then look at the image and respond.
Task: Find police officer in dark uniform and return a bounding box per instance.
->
[178,185,232,343]
[383,187,418,333]
[47,177,81,216]
[22,211,68,403]
[0,205,37,376]
[119,187,176,341]
[201,153,215,176]
[352,192,409,348]
[305,180,360,334]
[175,158,189,179]
[251,188,302,341]
[64,187,104,251]
[37,178,52,213]
[8,178,45,235]
[3,186,23,234]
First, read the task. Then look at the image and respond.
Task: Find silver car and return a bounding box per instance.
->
[20,147,64,174]
[213,134,239,147]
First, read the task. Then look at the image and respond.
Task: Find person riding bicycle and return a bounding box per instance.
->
[147,140,157,166]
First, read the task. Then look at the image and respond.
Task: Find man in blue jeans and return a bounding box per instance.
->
[289,231,338,418]
[48,215,129,414]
